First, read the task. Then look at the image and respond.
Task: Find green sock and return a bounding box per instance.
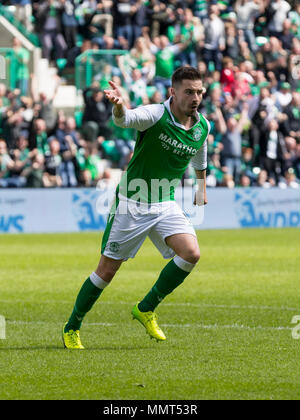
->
[138,258,193,312]
[65,277,104,332]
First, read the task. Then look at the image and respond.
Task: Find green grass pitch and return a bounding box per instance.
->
[1,228,300,400]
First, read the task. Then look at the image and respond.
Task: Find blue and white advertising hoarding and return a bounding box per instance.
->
[0,187,299,234]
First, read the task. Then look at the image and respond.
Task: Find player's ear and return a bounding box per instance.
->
[170,87,176,97]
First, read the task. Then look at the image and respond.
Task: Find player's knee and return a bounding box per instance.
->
[188,250,201,264]
[100,267,118,283]
[96,255,123,283]
[95,265,120,283]
[179,248,200,265]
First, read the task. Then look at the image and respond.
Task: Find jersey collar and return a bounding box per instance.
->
[163,97,200,131]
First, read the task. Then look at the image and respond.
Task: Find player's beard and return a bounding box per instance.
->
[185,111,196,117]
[185,104,199,117]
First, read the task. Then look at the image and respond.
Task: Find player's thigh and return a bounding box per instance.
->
[165,233,200,264]
[102,197,162,262]
[95,254,124,283]
[150,202,200,263]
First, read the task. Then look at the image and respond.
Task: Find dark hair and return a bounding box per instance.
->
[172,66,202,87]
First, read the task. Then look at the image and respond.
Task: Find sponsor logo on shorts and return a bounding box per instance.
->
[109,242,120,252]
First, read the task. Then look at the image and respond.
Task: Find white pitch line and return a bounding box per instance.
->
[161,323,291,331]
[6,320,115,327]
[5,320,292,331]
[1,300,300,312]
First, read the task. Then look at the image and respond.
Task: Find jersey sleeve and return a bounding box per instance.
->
[112,104,165,132]
[190,140,207,171]
[190,117,210,171]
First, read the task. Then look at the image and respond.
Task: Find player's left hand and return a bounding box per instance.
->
[104,81,123,106]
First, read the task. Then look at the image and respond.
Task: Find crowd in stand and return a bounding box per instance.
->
[0,0,300,189]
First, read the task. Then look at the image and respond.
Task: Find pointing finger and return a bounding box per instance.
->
[108,80,117,89]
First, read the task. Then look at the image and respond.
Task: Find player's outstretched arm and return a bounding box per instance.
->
[104,80,125,118]
[105,79,164,131]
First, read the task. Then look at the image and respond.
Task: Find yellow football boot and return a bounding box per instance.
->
[62,323,84,349]
[131,303,166,342]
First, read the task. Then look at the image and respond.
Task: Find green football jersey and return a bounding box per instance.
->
[115,99,210,203]
[155,48,176,79]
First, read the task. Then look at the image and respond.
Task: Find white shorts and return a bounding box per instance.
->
[101,194,196,260]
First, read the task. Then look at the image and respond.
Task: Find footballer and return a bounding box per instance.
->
[62,66,210,349]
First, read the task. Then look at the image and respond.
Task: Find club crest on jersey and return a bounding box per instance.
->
[192,127,202,142]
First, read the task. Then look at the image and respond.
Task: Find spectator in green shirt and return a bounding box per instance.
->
[77,141,103,186]
[167,8,199,68]
[29,118,49,155]
[145,33,192,97]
